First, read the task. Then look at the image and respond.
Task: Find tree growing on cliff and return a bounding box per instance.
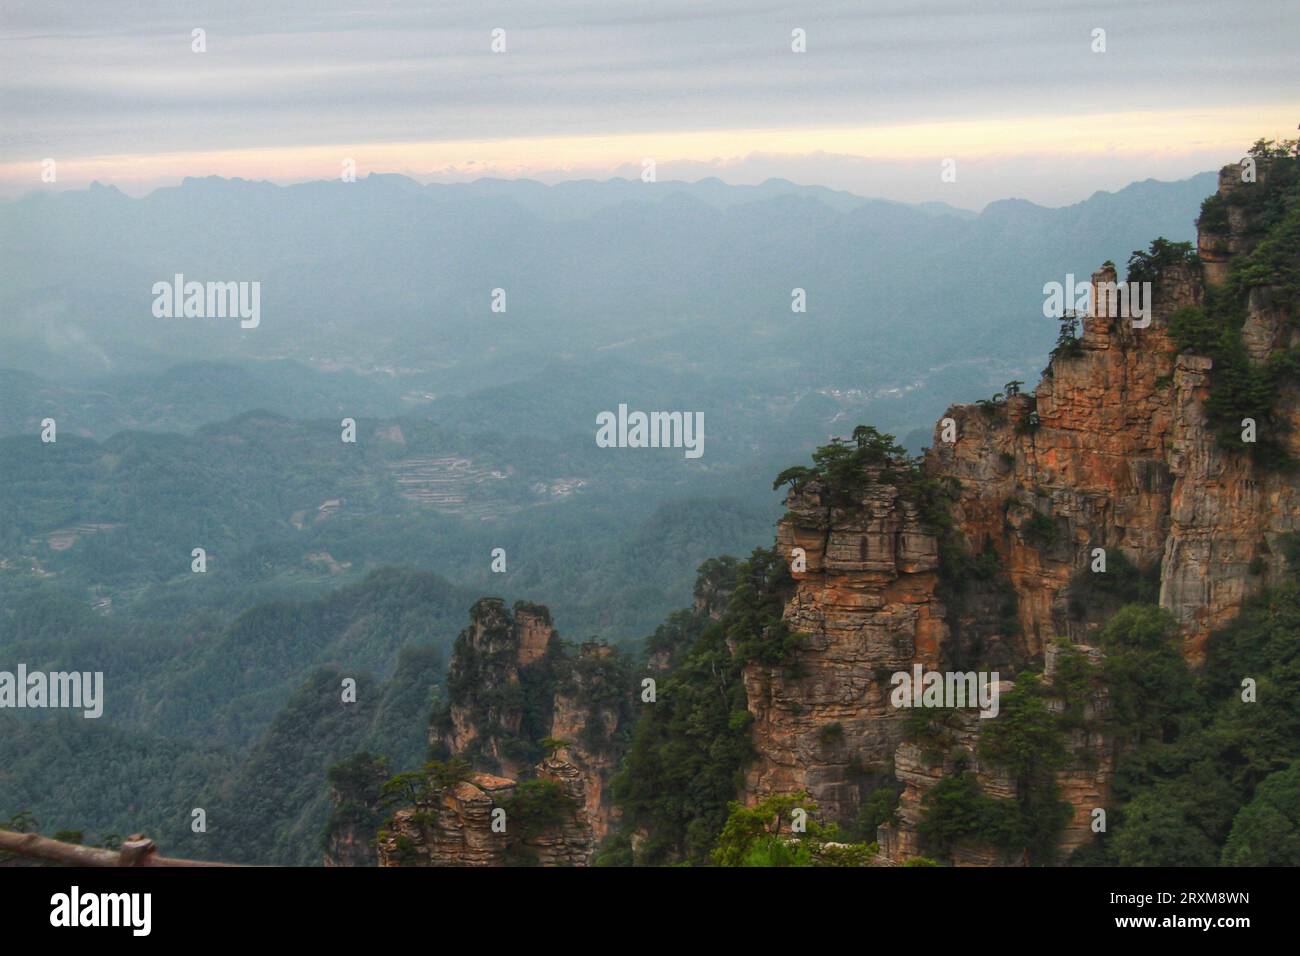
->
[711,792,876,867]
[497,779,574,839]
[1125,237,1198,286]
[1170,148,1300,470]
[1049,312,1083,363]
[712,793,822,867]
[322,752,390,860]
[772,424,957,534]
[772,426,910,497]
[1076,583,1300,866]
[1221,762,1300,866]
[612,552,800,865]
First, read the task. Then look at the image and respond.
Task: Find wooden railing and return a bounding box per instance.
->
[0,830,235,867]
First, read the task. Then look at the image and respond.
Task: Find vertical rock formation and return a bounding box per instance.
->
[379,773,518,867]
[877,644,1112,865]
[375,761,596,867]
[322,752,389,867]
[743,156,1300,863]
[549,642,629,841]
[743,474,945,825]
[435,598,558,779]
[381,599,632,865]
[933,257,1189,653]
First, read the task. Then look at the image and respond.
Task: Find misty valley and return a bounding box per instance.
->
[2,144,1297,877]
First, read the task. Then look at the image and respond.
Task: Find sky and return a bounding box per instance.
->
[0,0,1295,208]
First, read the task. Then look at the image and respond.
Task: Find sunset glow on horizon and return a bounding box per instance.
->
[4,104,1295,207]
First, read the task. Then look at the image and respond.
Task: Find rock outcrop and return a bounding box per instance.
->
[376,757,597,867]
[743,156,1300,863]
[382,598,633,865]
[743,472,945,825]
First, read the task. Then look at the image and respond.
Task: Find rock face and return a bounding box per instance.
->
[743,472,946,825]
[548,642,627,842]
[937,258,1188,654]
[435,598,558,780]
[384,598,632,865]
[743,158,1300,863]
[322,753,390,867]
[323,770,384,868]
[878,645,1112,865]
[379,773,518,867]
[375,759,596,867]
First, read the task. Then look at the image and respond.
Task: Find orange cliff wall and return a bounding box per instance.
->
[743,159,1300,862]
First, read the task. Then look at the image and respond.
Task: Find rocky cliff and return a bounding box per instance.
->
[375,758,597,867]
[743,153,1300,863]
[379,598,633,865]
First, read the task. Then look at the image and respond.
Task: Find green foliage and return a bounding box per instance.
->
[902,706,965,761]
[773,425,908,496]
[858,784,902,836]
[1221,763,1300,866]
[612,555,772,864]
[818,722,845,745]
[979,675,1067,779]
[1047,639,1100,731]
[816,841,879,867]
[1172,291,1299,470]
[592,832,635,867]
[4,630,439,868]
[1124,237,1198,287]
[322,752,389,858]
[431,599,562,772]
[723,547,804,667]
[1021,510,1060,548]
[772,425,957,532]
[1049,313,1083,363]
[917,771,998,858]
[1067,549,1160,622]
[710,792,876,867]
[936,538,1019,651]
[497,779,574,840]
[1097,606,1203,748]
[1079,584,1300,866]
[165,666,395,865]
[1106,790,1221,866]
[712,793,822,866]
[1281,532,1300,571]
[915,671,1078,864]
[1197,192,1230,235]
[940,539,1003,588]
[977,675,1074,862]
[732,835,817,867]
[1169,149,1300,470]
[425,756,474,792]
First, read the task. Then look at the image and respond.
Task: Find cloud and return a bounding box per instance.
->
[1,0,1295,201]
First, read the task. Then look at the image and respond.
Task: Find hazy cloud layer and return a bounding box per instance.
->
[1,0,1295,204]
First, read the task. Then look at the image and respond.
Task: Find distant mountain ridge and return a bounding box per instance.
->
[1,170,1216,387]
